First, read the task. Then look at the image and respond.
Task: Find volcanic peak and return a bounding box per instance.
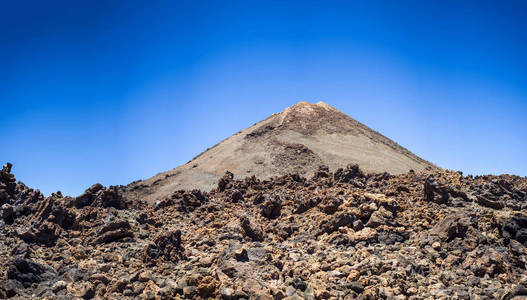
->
[122,101,438,203]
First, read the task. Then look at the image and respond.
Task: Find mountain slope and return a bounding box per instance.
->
[125,102,438,203]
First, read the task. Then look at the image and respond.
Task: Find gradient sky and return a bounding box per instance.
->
[1,0,526,196]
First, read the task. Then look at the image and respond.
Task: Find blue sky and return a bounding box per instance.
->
[1,0,526,196]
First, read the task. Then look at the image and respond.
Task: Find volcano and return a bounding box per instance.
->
[125,102,437,203]
[2,104,527,300]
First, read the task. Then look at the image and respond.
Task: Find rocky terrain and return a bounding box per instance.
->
[126,102,438,204]
[1,161,527,299]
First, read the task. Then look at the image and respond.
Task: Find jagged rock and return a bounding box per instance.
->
[431,213,472,242]
[92,221,134,244]
[334,164,364,183]
[28,196,76,229]
[292,278,307,291]
[218,171,234,192]
[73,184,127,209]
[364,193,400,213]
[220,287,236,299]
[277,223,295,239]
[319,197,342,215]
[0,280,21,298]
[476,194,505,209]
[348,281,364,293]
[425,176,473,206]
[464,247,510,277]
[252,192,266,205]
[1,163,45,215]
[80,282,96,299]
[2,162,13,173]
[74,183,105,207]
[283,294,303,300]
[352,220,364,231]
[0,163,16,206]
[349,227,379,244]
[11,242,30,259]
[7,258,57,288]
[365,206,393,228]
[313,165,330,179]
[230,189,244,202]
[1,161,527,299]
[92,186,127,209]
[500,215,527,244]
[89,273,111,285]
[143,230,185,262]
[239,215,264,241]
[377,229,405,244]
[0,189,9,205]
[99,220,131,234]
[2,203,14,223]
[261,194,282,219]
[424,176,450,204]
[161,189,208,212]
[196,276,217,298]
[18,221,61,244]
[317,211,354,236]
[293,196,319,214]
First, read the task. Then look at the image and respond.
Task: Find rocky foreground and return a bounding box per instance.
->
[1,163,527,299]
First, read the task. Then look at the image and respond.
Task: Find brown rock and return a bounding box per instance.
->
[197,276,217,298]
[239,215,264,242]
[317,211,354,236]
[18,221,61,245]
[92,228,133,244]
[261,195,282,219]
[90,273,110,285]
[431,213,472,242]
[234,248,249,262]
[143,230,185,262]
[319,197,342,215]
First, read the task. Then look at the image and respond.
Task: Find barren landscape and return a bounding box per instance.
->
[125,102,437,204]
[1,103,526,299]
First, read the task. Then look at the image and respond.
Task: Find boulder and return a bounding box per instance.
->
[334,164,364,183]
[500,215,527,244]
[231,189,244,202]
[143,230,185,262]
[18,221,61,245]
[165,189,208,212]
[2,203,14,223]
[261,195,282,219]
[73,184,127,209]
[319,197,342,215]
[431,213,472,242]
[218,171,234,192]
[7,259,57,288]
[239,215,264,242]
[317,211,354,236]
[92,220,133,244]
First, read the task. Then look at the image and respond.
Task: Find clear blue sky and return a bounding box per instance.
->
[1,1,526,196]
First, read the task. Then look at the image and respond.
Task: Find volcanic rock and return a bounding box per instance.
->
[123,102,438,204]
[260,194,282,219]
[7,258,57,288]
[143,230,185,262]
[1,102,526,299]
[239,215,264,242]
[73,184,127,209]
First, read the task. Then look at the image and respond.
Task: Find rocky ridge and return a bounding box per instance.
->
[1,162,527,299]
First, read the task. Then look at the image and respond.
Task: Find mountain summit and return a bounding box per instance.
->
[125,102,437,203]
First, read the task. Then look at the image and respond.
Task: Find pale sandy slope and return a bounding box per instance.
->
[124,102,438,203]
